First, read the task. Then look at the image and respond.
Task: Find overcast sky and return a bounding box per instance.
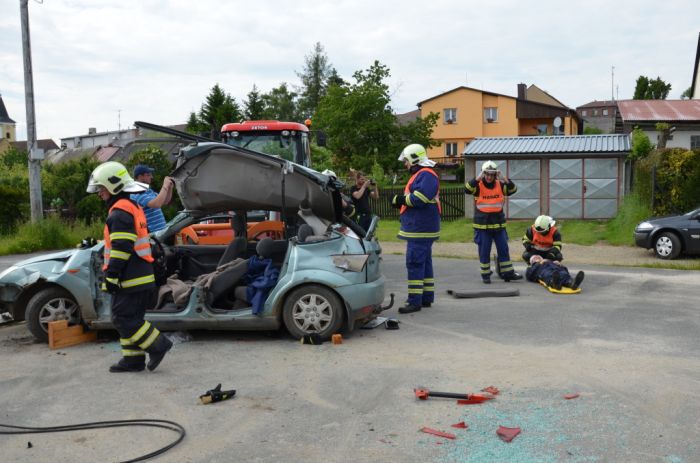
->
[1,0,698,142]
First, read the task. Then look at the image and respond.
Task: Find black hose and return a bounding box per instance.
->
[0,418,186,462]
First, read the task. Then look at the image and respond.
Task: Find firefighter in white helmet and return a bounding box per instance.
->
[392,144,441,313]
[87,161,173,373]
[522,215,563,263]
[464,160,521,284]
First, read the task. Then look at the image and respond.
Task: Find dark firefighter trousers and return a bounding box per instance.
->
[111,289,169,366]
[474,228,516,280]
[406,240,435,306]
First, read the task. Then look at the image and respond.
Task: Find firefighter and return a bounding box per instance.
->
[391,144,441,314]
[465,160,522,284]
[522,215,563,263]
[87,161,173,373]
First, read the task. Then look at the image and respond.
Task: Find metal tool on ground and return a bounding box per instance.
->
[199,384,236,404]
[414,387,494,403]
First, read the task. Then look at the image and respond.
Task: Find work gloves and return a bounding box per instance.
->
[101,276,121,294]
[391,194,406,209]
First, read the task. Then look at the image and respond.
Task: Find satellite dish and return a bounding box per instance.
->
[553,117,562,128]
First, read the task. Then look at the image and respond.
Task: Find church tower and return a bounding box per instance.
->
[0,93,17,142]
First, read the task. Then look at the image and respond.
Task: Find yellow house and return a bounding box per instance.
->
[0,93,17,155]
[417,84,580,160]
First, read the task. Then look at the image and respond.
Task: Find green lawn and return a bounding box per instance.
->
[376,218,609,245]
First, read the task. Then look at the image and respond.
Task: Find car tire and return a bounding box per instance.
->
[25,287,81,342]
[282,284,344,341]
[654,232,681,260]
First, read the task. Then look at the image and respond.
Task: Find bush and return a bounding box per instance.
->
[42,157,100,217]
[637,148,700,215]
[76,194,106,223]
[0,216,103,255]
[604,191,651,245]
[0,183,29,233]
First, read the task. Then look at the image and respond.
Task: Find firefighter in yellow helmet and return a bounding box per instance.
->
[522,215,563,263]
[87,161,173,373]
[464,160,521,284]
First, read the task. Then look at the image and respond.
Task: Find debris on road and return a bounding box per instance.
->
[420,427,456,440]
[300,334,323,345]
[451,421,469,429]
[200,384,236,404]
[415,387,493,403]
[446,288,519,299]
[0,312,13,324]
[481,386,500,395]
[385,318,400,330]
[563,393,580,400]
[496,425,521,442]
[332,334,343,344]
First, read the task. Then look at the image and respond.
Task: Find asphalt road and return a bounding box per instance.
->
[1,254,699,462]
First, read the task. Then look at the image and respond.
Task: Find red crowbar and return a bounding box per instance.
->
[420,427,456,439]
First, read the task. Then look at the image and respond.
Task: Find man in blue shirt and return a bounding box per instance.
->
[130,164,174,233]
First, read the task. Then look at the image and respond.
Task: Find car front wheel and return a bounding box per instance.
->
[654,232,681,260]
[25,287,82,342]
[282,285,344,341]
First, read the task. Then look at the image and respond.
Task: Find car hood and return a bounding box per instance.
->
[171,144,342,223]
[11,249,78,267]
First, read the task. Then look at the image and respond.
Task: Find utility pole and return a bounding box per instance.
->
[611,65,615,102]
[20,0,43,222]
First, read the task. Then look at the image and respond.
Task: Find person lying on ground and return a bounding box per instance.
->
[525,255,584,290]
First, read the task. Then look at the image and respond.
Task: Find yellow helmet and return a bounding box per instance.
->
[398,144,435,167]
[534,215,555,233]
[86,161,147,195]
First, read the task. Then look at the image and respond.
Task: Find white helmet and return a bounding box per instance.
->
[534,215,555,233]
[86,161,148,195]
[481,160,499,174]
[398,144,436,167]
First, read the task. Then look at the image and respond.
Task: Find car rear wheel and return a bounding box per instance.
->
[26,287,81,342]
[282,285,344,341]
[654,232,681,260]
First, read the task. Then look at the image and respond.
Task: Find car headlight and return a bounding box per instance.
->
[635,222,653,231]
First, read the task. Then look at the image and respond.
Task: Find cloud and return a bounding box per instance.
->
[0,0,698,141]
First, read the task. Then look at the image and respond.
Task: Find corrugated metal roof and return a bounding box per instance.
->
[463,135,630,155]
[617,99,700,121]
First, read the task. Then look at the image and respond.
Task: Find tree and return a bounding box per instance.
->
[185,111,207,136]
[633,75,672,100]
[314,60,439,174]
[629,126,653,161]
[680,86,692,99]
[187,84,242,140]
[243,84,266,120]
[297,42,333,118]
[261,83,299,121]
[655,122,672,149]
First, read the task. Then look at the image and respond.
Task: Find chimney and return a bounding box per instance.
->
[88,127,97,135]
[517,83,527,100]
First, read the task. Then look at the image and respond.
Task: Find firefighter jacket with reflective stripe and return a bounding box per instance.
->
[398,166,441,241]
[103,195,156,293]
[523,226,562,252]
[464,177,517,229]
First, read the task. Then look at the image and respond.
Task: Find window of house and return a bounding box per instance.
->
[592,109,598,116]
[444,108,457,124]
[5,132,9,139]
[536,124,548,135]
[691,136,700,149]
[603,109,609,116]
[484,107,498,122]
[445,142,458,157]
[581,110,587,117]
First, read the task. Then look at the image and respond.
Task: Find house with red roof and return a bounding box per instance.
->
[615,99,700,150]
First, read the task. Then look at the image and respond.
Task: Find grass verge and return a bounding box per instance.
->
[0,216,103,255]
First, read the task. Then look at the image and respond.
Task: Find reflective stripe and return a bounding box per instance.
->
[139,328,160,349]
[408,289,423,294]
[404,194,413,207]
[122,349,146,357]
[407,280,423,285]
[110,250,130,261]
[128,321,152,344]
[398,230,440,239]
[120,274,156,288]
[465,182,476,193]
[110,232,137,241]
[472,223,506,230]
[120,338,134,346]
[414,191,436,204]
[423,278,435,283]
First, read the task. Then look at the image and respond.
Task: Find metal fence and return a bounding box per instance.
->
[369,186,465,221]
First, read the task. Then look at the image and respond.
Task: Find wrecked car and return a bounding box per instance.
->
[0,126,389,342]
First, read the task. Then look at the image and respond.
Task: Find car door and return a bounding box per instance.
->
[685,211,700,254]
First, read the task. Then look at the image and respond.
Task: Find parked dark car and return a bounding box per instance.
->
[634,207,700,259]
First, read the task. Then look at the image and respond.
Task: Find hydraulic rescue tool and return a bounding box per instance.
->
[200,384,236,404]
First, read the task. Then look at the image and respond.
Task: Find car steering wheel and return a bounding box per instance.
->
[150,237,168,284]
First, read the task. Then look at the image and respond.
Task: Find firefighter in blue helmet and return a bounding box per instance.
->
[391,144,441,314]
[465,160,522,284]
[87,161,173,373]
